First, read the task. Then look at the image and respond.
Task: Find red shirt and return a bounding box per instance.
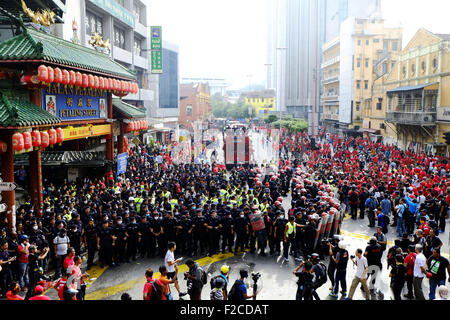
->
[29,295,51,300]
[6,291,24,300]
[17,244,29,263]
[404,252,417,276]
[63,256,74,270]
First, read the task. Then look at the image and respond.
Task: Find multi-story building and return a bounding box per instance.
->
[383,29,450,155]
[239,90,276,117]
[59,0,153,111]
[178,83,211,129]
[320,16,402,135]
[181,77,230,97]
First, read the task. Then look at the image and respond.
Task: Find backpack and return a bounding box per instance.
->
[228,280,242,301]
[210,275,222,290]
[315,262,328,287]
[402,204,412,220]
[149,280,162,301]
[210,287,224,301]
[382,215,390,234]
[199,267,207,286]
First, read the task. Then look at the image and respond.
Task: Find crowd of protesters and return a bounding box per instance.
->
[0,126,449,300]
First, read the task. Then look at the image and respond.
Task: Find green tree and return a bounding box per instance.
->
[264,114,279,123]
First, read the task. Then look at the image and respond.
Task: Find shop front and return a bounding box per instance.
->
[0,24,138,230]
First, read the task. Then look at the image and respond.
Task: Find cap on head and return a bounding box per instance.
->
[220,265,229,274]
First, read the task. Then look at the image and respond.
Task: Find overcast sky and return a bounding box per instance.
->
[147,0,450,89]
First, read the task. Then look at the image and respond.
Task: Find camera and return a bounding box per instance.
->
[350,255,355,259]
[251,272,261,283]
[183,272,189,280]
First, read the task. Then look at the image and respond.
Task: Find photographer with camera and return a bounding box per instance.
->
[228,269,257,301]
[294,253,327,300]
[346,249,370,300]
[293,260,314,300]
[184,259,206,300]
[329,241,349,299]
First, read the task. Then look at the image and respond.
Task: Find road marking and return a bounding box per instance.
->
[85,251,237,300]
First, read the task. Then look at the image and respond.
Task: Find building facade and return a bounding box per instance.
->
[320,17,402,136]
[181,77,230,97]
[239,89,276,117]
[383,29,450,155]
[178,83,211,129]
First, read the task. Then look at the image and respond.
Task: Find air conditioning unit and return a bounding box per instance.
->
[380,123,386,129]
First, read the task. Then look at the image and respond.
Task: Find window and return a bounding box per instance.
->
[357,39,361,46]
[376,98,382,110]
[422,61,426,73]
[366,39,369,45]
[357,59,361,68]
[186,105,193,116]
[365,59,369,68]
[86,11,103,36]
[114,27,126,49]
[402,65,406,76]
[382,62,388,74]
[392,41,398,51]
[364,81,369,90]
[356,103,360,111]
[133,3,142,22]
[411,63,416,74]
[374,39,380,43]
[356,81,361,89]
[134,38,142,56]
[433,58,438,70]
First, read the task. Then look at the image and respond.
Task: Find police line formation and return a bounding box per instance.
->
[0,128,449,300]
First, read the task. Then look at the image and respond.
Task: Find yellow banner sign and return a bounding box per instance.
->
[63,124,111,141]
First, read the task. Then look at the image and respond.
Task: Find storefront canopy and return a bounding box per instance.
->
[387,83,438,94]
[112,98,146,119]
[14,150,109,167]
[0,90,60,127]
[0,27,136,80]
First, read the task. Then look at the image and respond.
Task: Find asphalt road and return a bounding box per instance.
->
[42,129,450,300]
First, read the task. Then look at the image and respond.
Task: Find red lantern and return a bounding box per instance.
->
[136,121,142,130]
[22,132,32,150]
[61,69,69,85]
[123,136,129,146]
[75,72,82,86]
[56,128,64,144]
[82,74,89,88]
[47,66,54,83]
[0,70,8,80]
[12,133,24,151]
[48,128,57,145]
[106,78,111,90]
[99,77,104,90]
[31,130,41,148]
[121,81,126,91]
[54,68,62,83]
[20,74,40,86]
[69,70,76,85]
[0,140,7,155]
[88,74,95,88]
[129,121,135,132]
[94,76,99,89]
[37,65,48,83]
[40,132,49,148]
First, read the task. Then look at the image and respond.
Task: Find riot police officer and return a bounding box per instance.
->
[138,215,151,258]
[206,211,221,256]
[234,210,248,255]
[273,211,287,255]
[84,218,97,270]
[125,217,139,262]
[192,209,207,256]
[97,220,114,268]
[113,216,127,265]
[220,211,234,253]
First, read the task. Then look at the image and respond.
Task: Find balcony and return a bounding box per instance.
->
[321,94,339,102]
[322,75,339,85]
[386,110,436,125]
[321,56,340,69]
[321,113,339,121]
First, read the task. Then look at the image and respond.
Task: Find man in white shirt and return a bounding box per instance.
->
[346,249,370,300]
[413,244,427,300]
[164,242,186,298]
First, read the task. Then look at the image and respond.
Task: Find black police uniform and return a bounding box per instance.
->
[192,214,207,256]
[84,223,97,269]
[125,221,139,261]
[220,214,234,253]
[138,219,151,258]
[98,226,114,267]
[274,216,287,254]
[206,215,221,255]
[113,222,127,264]
[176,215,192,255]
[233,215,248,254]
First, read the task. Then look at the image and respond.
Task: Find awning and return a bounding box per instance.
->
[358,128,381,134]
[14,151,110,167]
[387,83,439,94]
[0,90,61,127]
[0,27,135,80]
[112,99,146,119]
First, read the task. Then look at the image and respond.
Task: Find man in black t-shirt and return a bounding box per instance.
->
[426,248,450,300]
[293,261,314,300]
[364,237,383,294]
